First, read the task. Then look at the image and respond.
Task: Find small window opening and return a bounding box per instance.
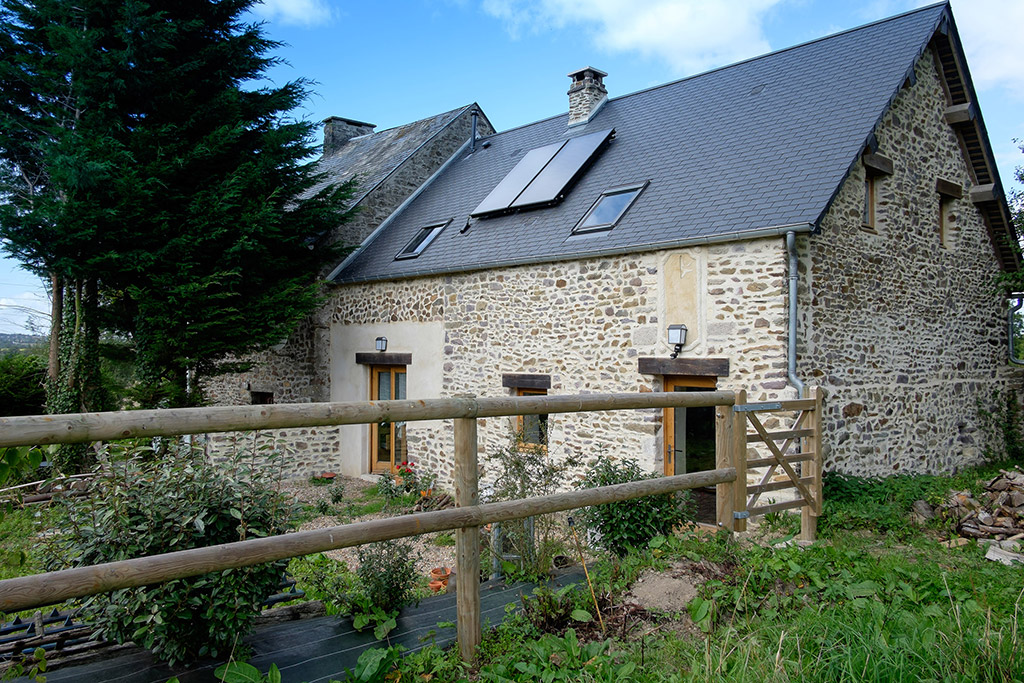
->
[516,387,548,449]
[862,175,877,231]
[396,221,448,260]
[573,182,647,234]
[250,391,274,405]
[939,197,952,248]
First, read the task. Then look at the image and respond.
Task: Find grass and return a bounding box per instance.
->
[0,506,48,582]
[329,461,1024,682]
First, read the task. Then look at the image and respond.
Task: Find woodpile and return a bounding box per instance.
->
[414,491,454,512]
[938,468,1024,541]
[923,467,1024,564]
[0,475,92,507]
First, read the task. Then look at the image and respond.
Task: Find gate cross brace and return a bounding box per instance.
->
[745,411,816,508]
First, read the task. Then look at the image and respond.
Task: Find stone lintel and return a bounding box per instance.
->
[969,183,996,204]
[862,152,894,176]
[355,353,412,366]
[637,357,730,377]
[936,177,963,199]
[501,373,552,390]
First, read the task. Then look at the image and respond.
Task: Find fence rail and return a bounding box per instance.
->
[0,387,822,662]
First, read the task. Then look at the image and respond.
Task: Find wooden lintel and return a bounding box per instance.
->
[944,102,974,125]
[862,152,893,176]
[936,177,963,199]
[355,352,412,366]
[970,183,996,204]
[501,373,551,390]
[638,357,729,377]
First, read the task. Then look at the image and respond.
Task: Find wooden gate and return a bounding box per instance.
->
[715,387,823,540]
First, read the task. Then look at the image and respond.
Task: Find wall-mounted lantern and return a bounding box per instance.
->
[375,336,388,353]
[668,324,687,359]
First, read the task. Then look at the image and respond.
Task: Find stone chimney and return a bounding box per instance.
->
[567,67,608,126]
[322,116,376,156]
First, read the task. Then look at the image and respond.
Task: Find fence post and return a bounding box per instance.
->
[732,389,748,532]
[454,415,480,662]
[715,403,735,530]
[800,386,823,542]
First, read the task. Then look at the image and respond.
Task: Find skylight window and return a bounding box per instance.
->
[573,183,646,233]
[471,128,615,217]
[395,221,448,260]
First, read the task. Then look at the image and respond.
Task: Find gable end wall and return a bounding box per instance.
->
[801,47,1022,475]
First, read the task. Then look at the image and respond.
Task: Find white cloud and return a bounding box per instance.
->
[252,0,333,28]
[946,0,1024,99]
[482,0,782,75]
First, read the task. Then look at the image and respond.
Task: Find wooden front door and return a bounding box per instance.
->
[663,376,717,476]
[370,365,407,472]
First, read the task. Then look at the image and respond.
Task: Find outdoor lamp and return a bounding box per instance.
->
[375,336,387,352]
[668,324,687,359]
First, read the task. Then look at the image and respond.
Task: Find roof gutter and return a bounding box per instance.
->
[786,230,806,396]
[327,135,475,282]
[334,222,815,284]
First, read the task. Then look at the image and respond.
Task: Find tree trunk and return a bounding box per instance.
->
[47,272,62,384]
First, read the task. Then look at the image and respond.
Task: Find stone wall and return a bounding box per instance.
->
[801,47,1021,475]
[324,239,795,490]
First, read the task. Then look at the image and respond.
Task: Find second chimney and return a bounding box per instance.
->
[567,67,607,126]
[322,116,376,156]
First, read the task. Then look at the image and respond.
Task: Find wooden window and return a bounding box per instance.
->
[516,388,548,449]
[369,365,407,472]
[250,391,274,405]
[936,178,962,249]
[862,175,877,232]
[861,151,892,233]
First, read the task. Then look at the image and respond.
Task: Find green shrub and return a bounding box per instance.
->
[354,539,420,614]
[485,432,575,579]
[47,443,295,666]
[0,353,46,417]
[576,457,692,556]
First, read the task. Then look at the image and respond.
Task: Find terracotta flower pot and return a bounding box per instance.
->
[430,566,451,581]
[429,579,445,593]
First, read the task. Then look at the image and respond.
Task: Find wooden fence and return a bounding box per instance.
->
[0,388,822,662]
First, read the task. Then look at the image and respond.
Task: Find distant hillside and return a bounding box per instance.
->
[0,333,47,354]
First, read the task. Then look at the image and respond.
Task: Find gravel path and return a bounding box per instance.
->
[281,475,458,576]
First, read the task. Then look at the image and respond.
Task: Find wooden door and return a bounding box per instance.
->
[370,365,407,472]
[663,376,717,476]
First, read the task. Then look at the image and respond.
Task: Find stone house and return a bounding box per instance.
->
[210,3,1020,486]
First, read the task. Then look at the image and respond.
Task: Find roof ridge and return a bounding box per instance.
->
[475,2,948,142]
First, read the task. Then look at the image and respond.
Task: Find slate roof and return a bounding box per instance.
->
[308,105,473,208]
[330,3,998,284]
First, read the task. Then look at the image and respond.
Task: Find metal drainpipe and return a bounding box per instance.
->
[1009,295,1024,365]
[786,231,805,395]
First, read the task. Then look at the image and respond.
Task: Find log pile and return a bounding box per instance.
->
[935,468,1024,542]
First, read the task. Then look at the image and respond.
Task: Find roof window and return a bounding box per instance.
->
[395,220,448,260]
[471,128,614,217]
[573,182,646,234]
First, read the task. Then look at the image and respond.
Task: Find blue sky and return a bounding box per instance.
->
[1,0,1021,334]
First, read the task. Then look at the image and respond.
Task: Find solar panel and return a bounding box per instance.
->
[510,128,614,209]
[470,140,565,216]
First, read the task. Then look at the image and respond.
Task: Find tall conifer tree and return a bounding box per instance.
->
[0,0,353,420]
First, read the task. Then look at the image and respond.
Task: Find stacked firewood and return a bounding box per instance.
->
[936,468,1024,541]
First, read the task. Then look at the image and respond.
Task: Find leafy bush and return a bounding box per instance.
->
[47,443,295,665]
[484,433,575,579]
[576,457,692,556]
[978,388,1024,465]
[354,540,420,615]
[0,352,46,417]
